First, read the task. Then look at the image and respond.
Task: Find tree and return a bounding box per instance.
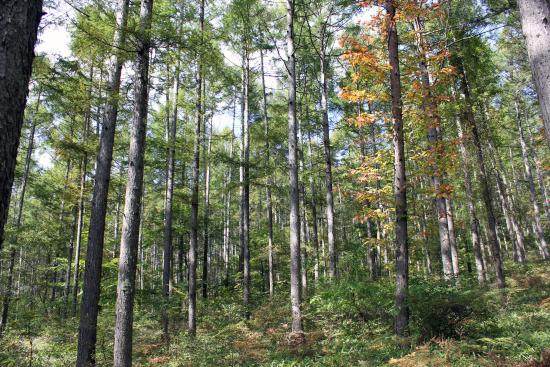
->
[516,0,550,149]
[113,0,153,364]
[77,0,130,364]
[188,0,205,337]
[385,0,409,338]
[286,0,305,345]
[0,0,43,251]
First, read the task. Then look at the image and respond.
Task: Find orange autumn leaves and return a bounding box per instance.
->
[340,0,460,229]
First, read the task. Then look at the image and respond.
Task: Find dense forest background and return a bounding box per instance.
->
[1,0,550,365]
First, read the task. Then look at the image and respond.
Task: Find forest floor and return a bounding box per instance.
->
[2,261,550,366]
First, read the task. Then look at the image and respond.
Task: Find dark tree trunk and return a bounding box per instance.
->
[188,0,205,337]
[76,0,130,364]
[239,44,251,318]
[0,0,43,251]
[202,119,212,298]
[112,0,153,365]
[386,0,409,338]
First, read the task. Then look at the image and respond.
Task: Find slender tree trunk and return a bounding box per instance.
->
[77,0,130,364]
[456,118,487,285]
[188,0,205,337]
[286,0,304,343]
[260,49,275,297]
[0,0,43,251]
[458,63,506,289]
[202,119,212,298]
[223,106,236,288]
[307,134,320,283]
[112,0,152,364]
[65,68,92,314]
[488,140,528,263]
[386,0,409,338]
[517,0,550,149]
[162,63,179,336]
[319,45,337,279]
[239,43,251,318]
[412,16,454,279]
[516,101,550,259]
[72,152,88,315]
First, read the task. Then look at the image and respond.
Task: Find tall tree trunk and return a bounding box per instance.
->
[65,68,92,314]
[162,63,179,336]
[488,139,528,263]
[72,151,88,315]
[517,0,550,149]
[386,0,409,338]
[76,0,130,364]
[223,104,236,288]
[456,117,487,285]
[112,0,152,364]
[188,0,205,337]
[0,0,43,251]
[307,134,320,283]
[202,119,212,298]
[239,43,251,318]
[516,100,550,259]
[286,0,304,343]
[260,49,275,297]
[458,64,506,289]
[319,41,337,280]
[412,16,454,279]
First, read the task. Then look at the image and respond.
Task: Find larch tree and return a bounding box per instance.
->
[385,0,409,338]
[112,0,153,364]
[286,0,305,345]
[77,0,130,364]
[0,0,43,251]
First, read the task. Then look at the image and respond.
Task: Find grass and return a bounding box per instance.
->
[1,261,550,366]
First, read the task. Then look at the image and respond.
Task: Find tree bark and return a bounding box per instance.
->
[239,43,251,318]
[188,0,204,337]
[286,0,304,342]
[76,0,130,364]
[386,0,409,338]
[0,0,43,251]
[517,0,550,149]
[202,118,212,298]
[112,0,152,364]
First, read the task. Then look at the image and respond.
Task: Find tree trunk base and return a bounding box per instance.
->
[287,331,306,346]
